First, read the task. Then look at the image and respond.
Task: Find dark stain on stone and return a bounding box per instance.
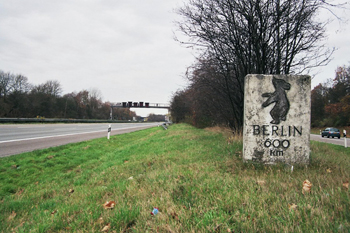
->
[252,149,264,162]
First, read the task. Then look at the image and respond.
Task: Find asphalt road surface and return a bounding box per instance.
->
[310,133,349,147]
[0,123,159,157]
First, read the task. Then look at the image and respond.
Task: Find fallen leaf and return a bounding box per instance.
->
[69,189,74,193]
[256,180,266,186]
[103,201,116,209]
[326,168,332,173]
[101,223,111,232]
[343,181,349,189]
[302,179,312,194]
[124,160,129,163]
[98,217,104,224]
[288,203,298,211]
[8,211,16,221]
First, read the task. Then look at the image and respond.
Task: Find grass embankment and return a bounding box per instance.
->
[0,124,349,232]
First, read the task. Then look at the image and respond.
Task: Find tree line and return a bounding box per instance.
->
[0,70,137,120]
[311,65,350,127]
[170,0,344,130]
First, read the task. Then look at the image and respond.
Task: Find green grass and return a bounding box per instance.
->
[0,124,349,232]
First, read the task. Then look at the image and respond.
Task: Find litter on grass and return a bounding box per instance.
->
[151,207,159,216]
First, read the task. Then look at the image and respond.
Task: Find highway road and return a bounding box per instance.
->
[0,123,159,157]
[310,133,349,147]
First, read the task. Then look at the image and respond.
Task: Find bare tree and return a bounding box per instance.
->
[0,71,13,100]
[186,57,242,128]
[31,80,62,97]
[88,88,103,118]
[11,75,31,93]
[175,0,342,129]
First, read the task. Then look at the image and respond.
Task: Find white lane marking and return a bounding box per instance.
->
[54,128,77,131]
[0,130,105,143]
[0,125,150,144]
[17,126,46,128]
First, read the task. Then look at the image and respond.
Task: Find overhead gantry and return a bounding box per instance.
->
[109,102,170,120]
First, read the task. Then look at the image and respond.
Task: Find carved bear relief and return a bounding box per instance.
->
[262,76,291,124]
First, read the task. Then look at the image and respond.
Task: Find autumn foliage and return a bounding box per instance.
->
[311,65,350,127]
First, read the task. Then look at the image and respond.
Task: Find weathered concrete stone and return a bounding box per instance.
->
[243,74,311,164]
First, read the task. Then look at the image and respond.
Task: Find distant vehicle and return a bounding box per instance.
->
[321,127,341,139]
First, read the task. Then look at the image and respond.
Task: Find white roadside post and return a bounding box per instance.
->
[107,124,111,140]
[344,129,347,148]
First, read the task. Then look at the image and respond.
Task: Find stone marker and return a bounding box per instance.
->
[243,74,311,164]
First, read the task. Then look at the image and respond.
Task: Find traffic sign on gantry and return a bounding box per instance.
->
[111,102,170,109]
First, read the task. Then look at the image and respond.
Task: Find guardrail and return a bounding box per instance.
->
[0,118,132,124]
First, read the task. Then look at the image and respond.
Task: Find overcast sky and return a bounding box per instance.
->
[0,0,349,117]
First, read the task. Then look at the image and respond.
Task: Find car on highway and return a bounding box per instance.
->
[321,127,341,138]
